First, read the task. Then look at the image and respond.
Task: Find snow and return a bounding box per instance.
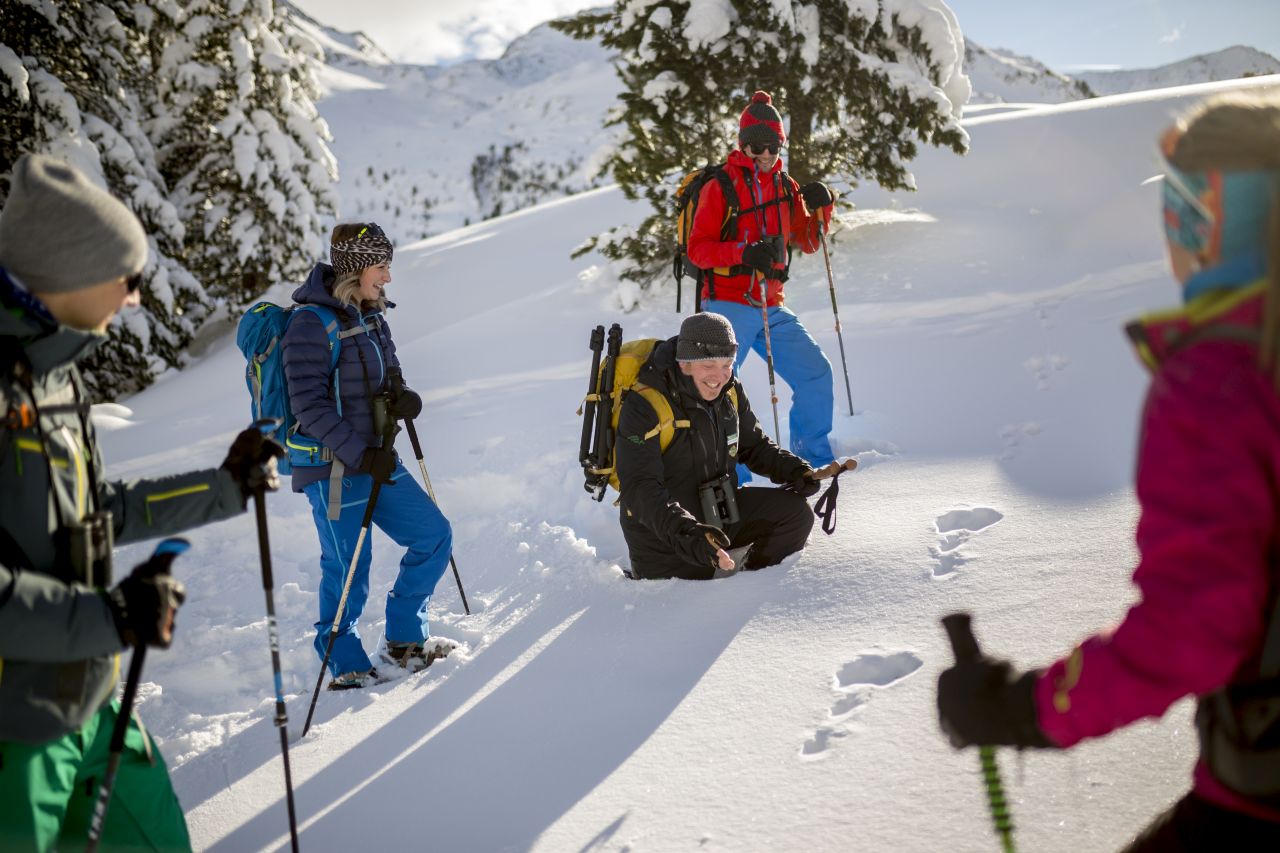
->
[86,69,1280,851]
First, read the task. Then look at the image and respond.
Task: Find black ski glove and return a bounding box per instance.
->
[389,387,423,421]
[106,553,187,649]
[800,181,835,210]
[786,469,820,498]
[221,427,285,506]
[741,239,782,275]
[363,446,398,485]
[937,658,1056,749]
[678,522,731,569]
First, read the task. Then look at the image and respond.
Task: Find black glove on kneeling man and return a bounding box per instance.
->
[937,656,1057,749]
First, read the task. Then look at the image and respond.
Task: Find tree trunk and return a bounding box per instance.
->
[786,99,817,183]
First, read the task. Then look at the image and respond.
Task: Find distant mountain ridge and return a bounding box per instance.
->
[282,2,1279,240]
[1076,45,1280,96]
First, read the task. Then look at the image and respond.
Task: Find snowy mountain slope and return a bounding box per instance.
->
[964,42,1095,104]
[96,74,1280,852]
[1078,45,1280,96]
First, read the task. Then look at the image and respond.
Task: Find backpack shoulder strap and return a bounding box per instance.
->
[634,383,691,453]
[712,167,739,238]
[292,304,343,373]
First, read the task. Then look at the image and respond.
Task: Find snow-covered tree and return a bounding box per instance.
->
[0,0,214,398]
[151,0,336,306]
[554,0,972,288]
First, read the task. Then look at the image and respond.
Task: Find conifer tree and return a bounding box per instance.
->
[152,0,336,306]
[554,0,971,288]
[0,0,213,397]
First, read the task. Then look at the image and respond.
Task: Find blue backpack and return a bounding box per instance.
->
[236,302,343,474]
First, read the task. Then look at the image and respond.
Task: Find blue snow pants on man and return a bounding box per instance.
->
[303,461,452,676]
[703,300,836,476]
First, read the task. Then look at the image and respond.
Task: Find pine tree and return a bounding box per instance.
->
[152,0,336,307]
[0,0,213,398]
[553,0,971,289]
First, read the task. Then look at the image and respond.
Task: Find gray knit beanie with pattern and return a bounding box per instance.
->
[676,312,738,361]
[330,223,394,279]
[0,154,148,293]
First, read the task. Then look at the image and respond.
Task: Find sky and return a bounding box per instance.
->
[289,0,1280,70]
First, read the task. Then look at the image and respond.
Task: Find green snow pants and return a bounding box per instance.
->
[0,699,190,852]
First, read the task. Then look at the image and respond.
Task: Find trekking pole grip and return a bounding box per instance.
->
[943,612,981,664]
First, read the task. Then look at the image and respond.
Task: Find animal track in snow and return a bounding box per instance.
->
[1024,353,1070,391]
[931,507,1003,578]
[800,651,922,760]
[998,421,1041,461]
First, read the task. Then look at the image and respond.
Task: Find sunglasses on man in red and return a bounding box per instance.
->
[746,142,780,155]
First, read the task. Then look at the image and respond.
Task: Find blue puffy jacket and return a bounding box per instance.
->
[282,263,401,492]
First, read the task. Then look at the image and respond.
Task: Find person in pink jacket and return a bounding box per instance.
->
[937,90,1280,851]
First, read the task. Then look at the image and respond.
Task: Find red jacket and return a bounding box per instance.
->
[1034,280,1280,820]
[687,149,828,307]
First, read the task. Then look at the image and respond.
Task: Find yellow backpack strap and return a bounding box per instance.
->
[634,384,690,452]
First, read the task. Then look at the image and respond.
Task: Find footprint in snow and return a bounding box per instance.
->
[799,651,923,760]
[931,507,1003,578]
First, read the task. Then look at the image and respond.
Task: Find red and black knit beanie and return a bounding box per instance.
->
[738,90,786,148]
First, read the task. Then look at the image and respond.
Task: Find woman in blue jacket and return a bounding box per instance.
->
[282,223,453,689]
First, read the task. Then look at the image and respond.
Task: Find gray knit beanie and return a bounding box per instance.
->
[676,312,738,361]
[0,154,148,293]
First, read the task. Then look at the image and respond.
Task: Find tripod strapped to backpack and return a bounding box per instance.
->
[579,323,622,502]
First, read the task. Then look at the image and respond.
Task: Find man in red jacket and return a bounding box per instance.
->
[687,90,838,473]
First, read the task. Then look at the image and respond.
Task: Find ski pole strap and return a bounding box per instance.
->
[814,471,844,536]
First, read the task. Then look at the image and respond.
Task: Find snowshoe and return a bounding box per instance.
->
[327,668,380,691]
[380,638,459,673]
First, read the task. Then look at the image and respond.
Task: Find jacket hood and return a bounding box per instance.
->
[292,263,347,313]
[0,268,106,372]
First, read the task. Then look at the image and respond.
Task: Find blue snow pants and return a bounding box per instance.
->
[303,461,452,676]
[703,300,836,477]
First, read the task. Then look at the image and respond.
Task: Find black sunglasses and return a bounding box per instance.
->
[747,142,780,155]
[126,272,143,294]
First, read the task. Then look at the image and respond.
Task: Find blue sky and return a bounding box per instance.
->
[291,0,1280,70]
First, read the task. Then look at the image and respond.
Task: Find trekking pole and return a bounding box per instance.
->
[302,439,394,737]
[402,418,470,616]
[385,368,470,616]
[87,538,190,853]
[251,474,301,851]
[819,229,854,417]
[942,613,1017,853]
[754,267,782,443]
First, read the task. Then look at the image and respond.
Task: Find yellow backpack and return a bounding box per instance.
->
[578,329,735,500]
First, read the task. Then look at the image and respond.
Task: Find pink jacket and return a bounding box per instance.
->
[1034,280,1280,820]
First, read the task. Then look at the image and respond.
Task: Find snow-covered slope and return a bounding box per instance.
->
[98,74,1280,852]
[1078,45,1280,96]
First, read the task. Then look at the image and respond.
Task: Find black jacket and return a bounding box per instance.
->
[615,337,808,569]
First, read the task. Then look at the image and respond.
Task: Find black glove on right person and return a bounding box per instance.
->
[800,181,835,210]
[741,239,781,275]
[389,388,423,421]
[937,656,1056,749]
[221,427,285,505]
[363,446,398,484]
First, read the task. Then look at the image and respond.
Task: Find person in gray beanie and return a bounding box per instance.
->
[0,153,282,851]
[614,312,819,580]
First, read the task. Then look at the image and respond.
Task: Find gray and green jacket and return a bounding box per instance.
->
[0,273,244,744]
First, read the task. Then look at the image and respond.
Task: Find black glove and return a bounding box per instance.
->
[221,427,285,505]
[389,388,423,421]
[679,522,731,569]
[362,446,398,485]
[801,181,835,210]
[937,658,1055,749]
[787,469,820,498]
[106,553,187,649]
[741,239,782,275]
